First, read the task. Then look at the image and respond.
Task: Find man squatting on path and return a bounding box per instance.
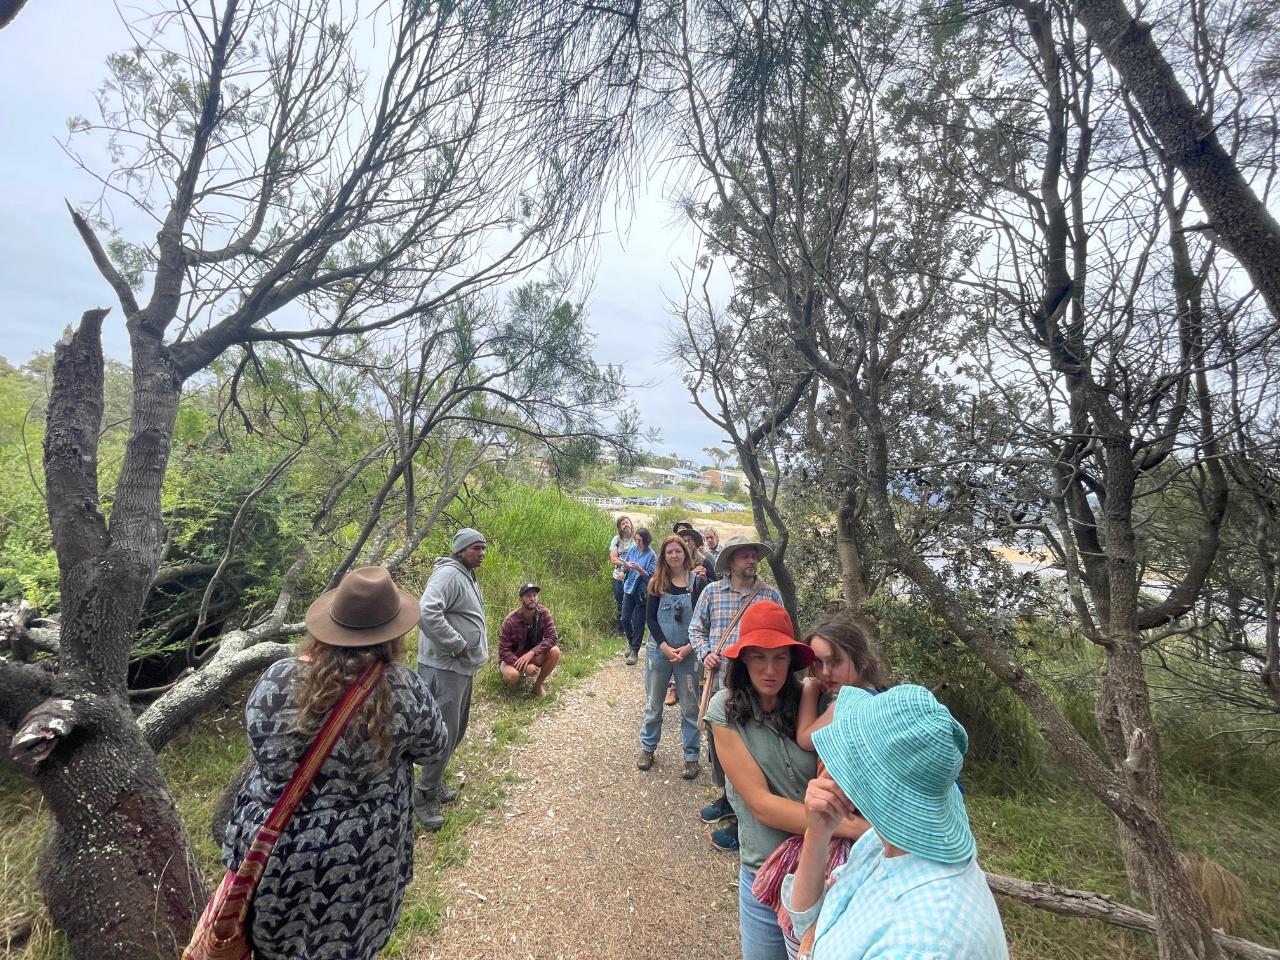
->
[498,582,562,698]
[413,527,488,832]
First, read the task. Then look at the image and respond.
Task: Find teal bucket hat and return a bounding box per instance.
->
[812,685,975,863]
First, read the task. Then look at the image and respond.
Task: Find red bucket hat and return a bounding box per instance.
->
[722,600,815,668]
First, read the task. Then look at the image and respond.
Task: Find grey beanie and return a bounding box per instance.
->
[451,528,486,553]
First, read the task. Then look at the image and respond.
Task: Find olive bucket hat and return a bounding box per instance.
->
[305,566,420,647]
[713,536,772,576]
[812,684,975,863]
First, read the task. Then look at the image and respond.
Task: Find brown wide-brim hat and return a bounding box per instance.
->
[714,536,773,576]
[305,566,420,647]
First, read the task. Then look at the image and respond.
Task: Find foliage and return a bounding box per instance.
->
[0,484,617,960]
[867,594,1047,791]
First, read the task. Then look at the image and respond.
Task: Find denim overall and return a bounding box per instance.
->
[640,588,701,761]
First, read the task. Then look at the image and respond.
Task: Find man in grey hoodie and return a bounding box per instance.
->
[413,527,488,831]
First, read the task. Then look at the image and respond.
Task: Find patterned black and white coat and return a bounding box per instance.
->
[222,658,448,960]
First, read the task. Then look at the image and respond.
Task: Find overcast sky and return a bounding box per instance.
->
[0,2,732,465]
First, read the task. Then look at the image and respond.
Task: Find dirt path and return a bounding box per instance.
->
[413,656,741,960]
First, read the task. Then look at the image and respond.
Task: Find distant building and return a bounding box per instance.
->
[673,467,710,486]
[702,468,747,490]
[638,466,682,487]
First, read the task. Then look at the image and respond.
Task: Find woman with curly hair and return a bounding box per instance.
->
[705,601,868,960]
[222,566,448,960]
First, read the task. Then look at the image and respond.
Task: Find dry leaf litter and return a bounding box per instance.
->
[413,654,741,960]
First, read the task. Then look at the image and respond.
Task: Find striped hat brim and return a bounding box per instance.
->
[813,686,975,863]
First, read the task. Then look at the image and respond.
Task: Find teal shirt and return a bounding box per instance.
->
[705,688,818,870]
[781,829,1009,959]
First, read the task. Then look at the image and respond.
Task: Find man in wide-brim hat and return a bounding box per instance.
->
[781,686,1009,959]
[687,534,784,852]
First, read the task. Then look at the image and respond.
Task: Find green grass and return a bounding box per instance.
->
[5,479,1280,960]
[0,486,621,960]
[964,767,1280,959]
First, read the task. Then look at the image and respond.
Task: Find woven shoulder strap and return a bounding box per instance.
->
[711,585,763,655]
[262,660,387,832]
[204,660,387,946]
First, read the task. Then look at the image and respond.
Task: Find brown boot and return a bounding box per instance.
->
[637,749,655,771]
[665,683,678,707]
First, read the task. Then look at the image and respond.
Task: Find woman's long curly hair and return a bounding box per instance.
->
[292,632,406,766]
[724,650,805,739]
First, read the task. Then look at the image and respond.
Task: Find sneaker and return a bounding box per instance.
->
[413,794,445,832]
[709,821,739,851]
[699,795,734,824]
[682,760,700,780]
[637,749,655,771]
[624,649,638,666]
[438,786,458,804]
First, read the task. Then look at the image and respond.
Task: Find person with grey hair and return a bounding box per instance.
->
[413,527,488,831]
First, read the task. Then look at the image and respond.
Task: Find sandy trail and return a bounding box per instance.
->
[412,655,741,960]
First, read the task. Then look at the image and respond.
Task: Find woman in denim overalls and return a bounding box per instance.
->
[636,535,708,778]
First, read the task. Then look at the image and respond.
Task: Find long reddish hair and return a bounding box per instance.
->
[649,535,694,596]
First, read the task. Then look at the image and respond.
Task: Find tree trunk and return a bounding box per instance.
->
[1071,0,1280,325]
[853,387,1224,960]
[835,485,878,636]
[8,309,209,959]
[15,695,206,960]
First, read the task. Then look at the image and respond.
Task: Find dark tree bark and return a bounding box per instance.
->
[0,0,31,30]
[7,312,205,960]
[1071,0,1280,325]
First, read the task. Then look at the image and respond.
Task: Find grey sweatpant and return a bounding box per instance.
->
[415,663,474,801]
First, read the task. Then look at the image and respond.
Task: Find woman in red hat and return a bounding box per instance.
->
[221,566,449,960]
[704,600,868,960]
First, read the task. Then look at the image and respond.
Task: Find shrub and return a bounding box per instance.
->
[867,594,1046,792]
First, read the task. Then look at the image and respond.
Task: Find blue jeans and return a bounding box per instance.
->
[640,642,700,760]
[739,864,788,960]
[620,589,647,652]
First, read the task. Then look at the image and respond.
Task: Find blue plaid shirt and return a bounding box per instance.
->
[781,829,1008,960]
[688,578,784,662]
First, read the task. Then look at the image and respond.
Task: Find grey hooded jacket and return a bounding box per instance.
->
[417,556,488,676]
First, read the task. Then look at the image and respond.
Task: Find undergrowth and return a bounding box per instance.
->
[4,488,1280,958]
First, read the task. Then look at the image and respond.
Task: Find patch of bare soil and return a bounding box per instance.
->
[412,656,741,960]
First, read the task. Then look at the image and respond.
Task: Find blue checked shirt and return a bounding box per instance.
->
[781,829,1009,960]
[688,578,785,662]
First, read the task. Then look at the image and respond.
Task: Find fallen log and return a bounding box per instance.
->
[986,871,1280,960]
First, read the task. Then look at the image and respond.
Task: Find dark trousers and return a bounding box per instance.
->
[620,588,647,652]
[415,664,473,801]
[612,577,625,619]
